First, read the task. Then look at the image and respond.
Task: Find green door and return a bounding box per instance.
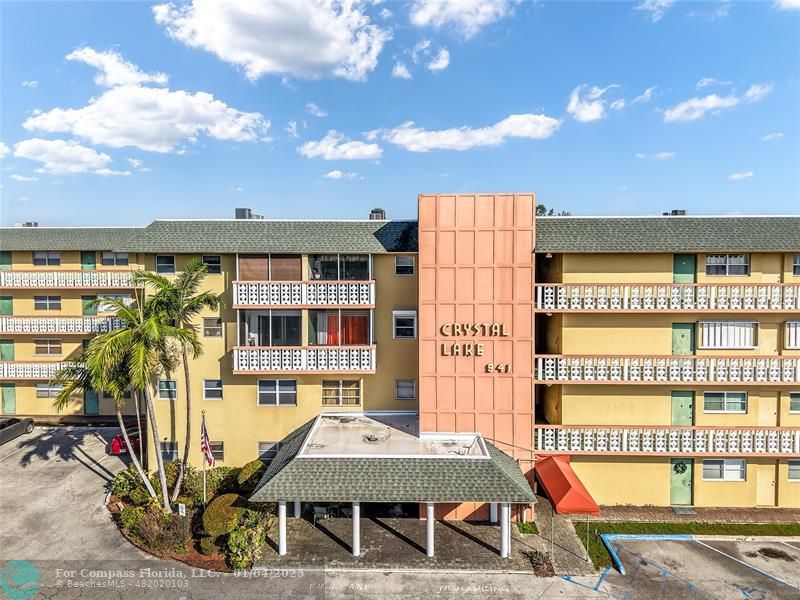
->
[1,383,15,414]
[672,254,696,283]
[671,391,694,425]
[84,389,100,415]
[0,296,12,316]
[0,340,14,361]
[82,295,98,316]
[672,323,695,355]
[0,251,11,271]
[670,458,693,505]
[81,251,96,271]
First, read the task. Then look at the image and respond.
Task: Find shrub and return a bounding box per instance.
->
[120,506,145,533]
[237,460,266,495]
[199,536,222,556]
[184,466,240,504]
[226,525,266,569]
[135,509,192,553]
[202,494,248,537]
[175,495,196,509]
[111,465,142,497]
[129,486,153,506]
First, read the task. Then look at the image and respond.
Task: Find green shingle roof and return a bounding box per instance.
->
[0,227,140,252]
[249,420,535,504]
[534,216,800,253]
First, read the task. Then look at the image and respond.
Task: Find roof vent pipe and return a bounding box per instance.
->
[662,209,687,216]
[369,208,386,220]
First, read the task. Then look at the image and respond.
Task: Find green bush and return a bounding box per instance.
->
[199,536,223,556]
[129,486,152,506]
[237,460,267,495]
[135,509,192,553]
[119,506,145,533]
[111,465,142,497]
[175,495,196,509]
[184,466,240,504]
[226,526,266,569]
[202,494,248,537]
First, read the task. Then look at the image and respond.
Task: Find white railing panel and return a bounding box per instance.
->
[234,346,376,372]
[234,281,375,306]
[0,317,122,334]
[0,271,136,288]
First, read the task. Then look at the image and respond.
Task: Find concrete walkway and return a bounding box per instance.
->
[532,495,596,576]
[579,505,800,523]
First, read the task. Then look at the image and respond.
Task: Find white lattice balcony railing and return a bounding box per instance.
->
[233,345,376,373]
[534,283,800,312]
[233,281,375,307]
[0,361,78,380]
[0,316,122,334]
[534,425,800,457]
[0,271,137,289]
[534,355,800,385]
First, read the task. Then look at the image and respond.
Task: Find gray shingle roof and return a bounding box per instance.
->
[534,216,800,253]
[249,420,535,504]
[0,227,140,252]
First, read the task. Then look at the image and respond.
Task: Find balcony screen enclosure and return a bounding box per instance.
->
[309,255,369,281]
[309,310,369,345]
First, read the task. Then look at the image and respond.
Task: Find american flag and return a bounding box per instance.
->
[200,414,215,468]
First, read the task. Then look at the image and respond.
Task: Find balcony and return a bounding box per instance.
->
[233,345,376,373]
[233,280,375,308]
[0,271,137,289]
[534,425,800,457]
[0,316,122,334]
[534,355,800,385]
[534,283,800,312]
[0,361,76,380]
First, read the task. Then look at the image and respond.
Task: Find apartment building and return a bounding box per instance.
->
[1,201,798,512]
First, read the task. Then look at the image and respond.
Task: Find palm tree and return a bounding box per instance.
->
[133,258,224,502]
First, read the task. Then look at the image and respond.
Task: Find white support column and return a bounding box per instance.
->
[293,501,301,518]
[352,501,361,557]
[426,503,435,558]
[278,501,287,556]
[490,502,498,523]
[500,502,510,558]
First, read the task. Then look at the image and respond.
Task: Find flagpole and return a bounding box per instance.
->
[202,410,207,507]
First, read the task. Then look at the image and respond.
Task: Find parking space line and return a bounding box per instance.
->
[693,540,797,589]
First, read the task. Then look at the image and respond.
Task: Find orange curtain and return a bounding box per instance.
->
[341,315,368,345]
[326,314,340,345]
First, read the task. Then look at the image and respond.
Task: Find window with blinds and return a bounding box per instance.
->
[786,321,800,349]
[698,321,758,349]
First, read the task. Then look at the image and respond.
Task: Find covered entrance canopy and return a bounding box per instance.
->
[534,455,600,516]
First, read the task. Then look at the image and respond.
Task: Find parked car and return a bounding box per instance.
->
[109,429,141,455]
[0,417,35,446]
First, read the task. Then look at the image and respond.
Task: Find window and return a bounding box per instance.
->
[102,388,131,399]
[702,459,746,481]
[786,322,800,350]
[393,310,417,339]
[789,392,800,414]
[309,310,369,346]
[698,321,757,349]
[33,251,60,266]
[203,379,223,400]
[202,255,222,274]
[0,296,11,316]
[97,294,132,312]
[789,460,800,482]
[793,255,800,277]
[0,251,11,270]
[703,391,747,413]
[160,441,178,462]
[158,379,177,400]
[309,254,370,281]
[395,379,416,400]
[34,338,61,355]
[203,318,222,337]
[209,441,224,461]
[241,310,301,346]
[258,441,281,462]
[36,383,63,398]
[705,254,749,276]
[156,255,175,274]
[101,252,128,266]
[34,295,61,310]
[395,256,415,276]
[322,380,361,406]
[257,380,297,406]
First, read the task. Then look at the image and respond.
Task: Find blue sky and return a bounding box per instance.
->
[1,0,798,226]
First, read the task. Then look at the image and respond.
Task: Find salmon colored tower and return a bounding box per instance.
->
[418,193,536,520]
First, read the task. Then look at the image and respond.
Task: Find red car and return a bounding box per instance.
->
[110,429,141,455]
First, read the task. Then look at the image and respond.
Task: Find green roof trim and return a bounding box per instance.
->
[248,420,535,504]
[534,216,800,254]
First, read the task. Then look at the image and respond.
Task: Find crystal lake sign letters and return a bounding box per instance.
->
[439,322,512,373]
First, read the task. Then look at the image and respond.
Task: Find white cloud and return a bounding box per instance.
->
[94,168,132,177]
[306,102,328,117]
[392,62,412,79]
[775,0,800,9]
[427,48,450,72]
[10,174,38,182]
[21,80,38,88]
[286,120,299,138]
[127,158,143,168]
[153,0,391,81]
[66,47,168,87]
[324,169,357,179]
[664,82,772,122]
[696,77,733,88]
[635,151,676,160]
[688,2,732,20]
[0,142,9,158]
[139,167,152,173]
[298,130,382,160]
[24,85,270,153]
[382,113,561,152]
[728,171,753,181]
[761,132,784,142]
[566,84,620,122]
[610,99,626,110]
[13,138,112,174]
[634,0,675,22]
[632,86,656,104]
[379,7,392,19]
[410,0,518,38]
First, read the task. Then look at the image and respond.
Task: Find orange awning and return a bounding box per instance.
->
[535,455,600,516]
